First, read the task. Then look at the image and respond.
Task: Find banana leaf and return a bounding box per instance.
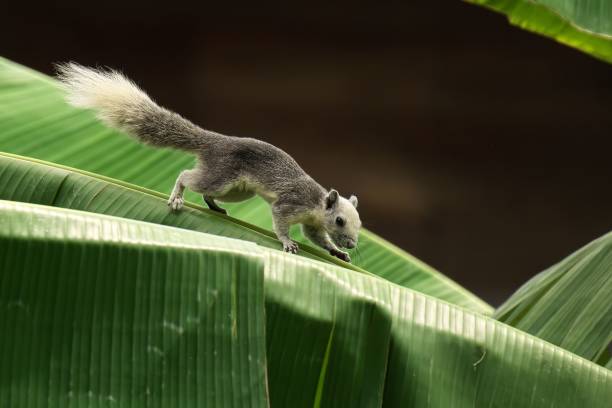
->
[0,201,269,407]
[1,200,611,407]
[496,232,612,364]
[0,56,492,314]
[466,0,612,63]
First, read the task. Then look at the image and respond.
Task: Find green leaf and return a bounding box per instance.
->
[1,200,611,407]
[466,0,612,63]
[0,201,268,407]
[0,56,492,314]
[496,232,612,364]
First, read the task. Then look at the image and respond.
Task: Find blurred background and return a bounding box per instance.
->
[3,2,612,305]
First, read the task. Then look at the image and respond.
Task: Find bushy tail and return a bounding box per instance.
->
[56,62,214,151]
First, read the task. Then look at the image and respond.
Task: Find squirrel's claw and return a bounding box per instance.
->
[167,195,184,211]
[283,242,299,254]
[330,248,351,263]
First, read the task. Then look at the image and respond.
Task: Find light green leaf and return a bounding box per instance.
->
[466,0,612,63]
[0,201,268,407]
[1,200,611,407]
[496,232,612,364]
[0,56,492,314]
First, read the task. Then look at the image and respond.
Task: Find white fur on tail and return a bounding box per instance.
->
[55,62,154,127]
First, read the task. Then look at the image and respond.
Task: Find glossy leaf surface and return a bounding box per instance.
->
[467,0,612,63]
[0,201,268,407]
[1,200,611,407]
[496,233,612,365]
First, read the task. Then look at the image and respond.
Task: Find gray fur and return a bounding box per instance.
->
[56,63,361,261]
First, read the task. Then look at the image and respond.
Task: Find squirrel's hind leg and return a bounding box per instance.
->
[168,169,203,211]
[169,165,241,214]
[168,171,188,211]
[204,196,227,214]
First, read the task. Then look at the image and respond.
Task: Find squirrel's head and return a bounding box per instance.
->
[323,189,361,249]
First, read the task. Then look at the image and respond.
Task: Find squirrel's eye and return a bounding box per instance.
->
[335,217,345,227]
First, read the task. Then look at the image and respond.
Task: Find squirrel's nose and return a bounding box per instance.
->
[345,240,355,249]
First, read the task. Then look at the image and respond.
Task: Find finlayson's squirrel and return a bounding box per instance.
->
[57,63,361,262]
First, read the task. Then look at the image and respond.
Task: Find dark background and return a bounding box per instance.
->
[3,2,612,305]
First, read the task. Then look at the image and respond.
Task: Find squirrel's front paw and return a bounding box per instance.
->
[283,241,299,254]
[330,248,351,263]
[167,195,184,211]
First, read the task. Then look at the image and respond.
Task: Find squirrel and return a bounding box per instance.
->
[56,63,361,262]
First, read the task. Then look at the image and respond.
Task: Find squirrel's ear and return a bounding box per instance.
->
[326,189,339,209]
[349,194,358,208]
